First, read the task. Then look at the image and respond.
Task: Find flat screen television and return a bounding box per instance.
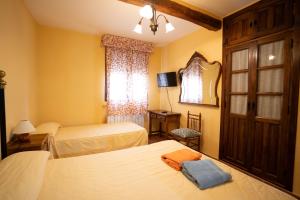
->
[157,72,177,87]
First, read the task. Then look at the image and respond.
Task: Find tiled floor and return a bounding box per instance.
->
[148,134,168,144]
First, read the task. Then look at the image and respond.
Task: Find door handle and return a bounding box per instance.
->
[252,102,256,110]
[247,102,251,110]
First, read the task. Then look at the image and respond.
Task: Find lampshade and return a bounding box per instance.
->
[133,23,142,34]
[139,5,153,19]
[13,120,36,134]
[165,22,175,33]
[134,5,174,35]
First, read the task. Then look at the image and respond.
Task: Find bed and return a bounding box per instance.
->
[35,122,148,158]
[0,140,297,200]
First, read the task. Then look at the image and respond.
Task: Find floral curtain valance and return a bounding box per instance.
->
[102,34,153,53]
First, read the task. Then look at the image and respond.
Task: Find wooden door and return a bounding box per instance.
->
[221,44,255,170]
[249,34,293,189]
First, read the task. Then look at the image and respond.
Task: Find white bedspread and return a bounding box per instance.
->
[38,140,296,200]
[51,122,148,158]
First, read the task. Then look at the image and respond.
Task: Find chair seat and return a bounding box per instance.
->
[171,128,200,138]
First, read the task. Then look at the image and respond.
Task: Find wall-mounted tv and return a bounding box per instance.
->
[157,72,177,87]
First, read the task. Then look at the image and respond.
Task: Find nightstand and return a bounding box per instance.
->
[7,133,49,156]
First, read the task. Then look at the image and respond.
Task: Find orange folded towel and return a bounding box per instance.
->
[161,149,202,171]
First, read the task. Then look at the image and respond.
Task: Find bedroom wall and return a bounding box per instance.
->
[0,0,38,140]
[160,28,222,158]
[36,25,161,127]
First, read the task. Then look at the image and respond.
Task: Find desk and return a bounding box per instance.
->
[148,110,181,137]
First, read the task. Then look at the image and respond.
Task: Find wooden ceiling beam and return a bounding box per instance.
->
[118,0,221,31]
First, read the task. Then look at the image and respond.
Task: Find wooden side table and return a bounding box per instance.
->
[148,110,181,137]
[7,133,49,156]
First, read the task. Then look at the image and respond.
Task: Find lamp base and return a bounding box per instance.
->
[15,133,30,143]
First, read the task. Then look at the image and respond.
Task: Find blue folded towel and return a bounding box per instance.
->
[181,159,231,189]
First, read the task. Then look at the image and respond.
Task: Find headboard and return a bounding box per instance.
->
[0,70,7,159]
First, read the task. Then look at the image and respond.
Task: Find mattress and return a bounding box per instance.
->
[38,140,296,200]
[50,122,148,158]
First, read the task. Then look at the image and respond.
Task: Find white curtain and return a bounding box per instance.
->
[230,41,284,120]
[180,58,203,104]
[256,40,284,120]
[230,49,249,115]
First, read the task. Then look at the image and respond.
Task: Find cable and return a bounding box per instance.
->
[166,87,172,112]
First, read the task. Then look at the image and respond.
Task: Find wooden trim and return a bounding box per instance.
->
[178,101,219,108]
[178,51,222,107]
[118,0,221,31]
[0,70,7,159]
[257,64,284,70]
[254,117,280,124]
[230,113,247,118]
[287,0,300,190]
[230,92,248,95]
[256,92,283,96]
[231,69,248,74]
[224,28,295,49]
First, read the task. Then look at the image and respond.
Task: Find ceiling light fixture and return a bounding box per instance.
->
[133,5,175,35]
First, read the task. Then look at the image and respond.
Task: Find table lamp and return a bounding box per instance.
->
[12,120,36,142]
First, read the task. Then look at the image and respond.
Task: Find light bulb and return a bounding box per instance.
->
[133,23,142,34]
[139,5,153,19]
[268,55,275,60]
[165,22,175,33]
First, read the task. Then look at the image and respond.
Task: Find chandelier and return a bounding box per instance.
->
[133,5,175,35]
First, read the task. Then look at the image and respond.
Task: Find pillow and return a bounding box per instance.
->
[171,128,200,138]
[35,122,61,137]
[0,151,50,200]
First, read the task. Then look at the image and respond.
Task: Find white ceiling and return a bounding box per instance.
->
[180,0,259,17]
[24,0,258,46]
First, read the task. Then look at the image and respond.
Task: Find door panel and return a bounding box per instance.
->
[223,0,293,47]
[250,36,291,188]
[223,47,251,169]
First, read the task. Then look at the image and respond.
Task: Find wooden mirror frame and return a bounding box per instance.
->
[178,52,222,107]
[0,70,7,159]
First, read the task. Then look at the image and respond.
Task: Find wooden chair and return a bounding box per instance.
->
[170,111,201,152]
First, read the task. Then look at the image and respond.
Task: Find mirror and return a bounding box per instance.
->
[178,52,221,107]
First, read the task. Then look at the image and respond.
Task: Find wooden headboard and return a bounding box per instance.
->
[0,70,7,159]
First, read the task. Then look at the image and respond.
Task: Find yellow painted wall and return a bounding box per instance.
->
[145,47,162,131]
[36,26,105,125]
[160,28,222,158]
[0,0,37,139]
[36,25,161,127]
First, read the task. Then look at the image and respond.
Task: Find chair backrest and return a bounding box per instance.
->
[187,111,201,132]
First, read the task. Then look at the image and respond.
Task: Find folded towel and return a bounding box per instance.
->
[161,149,201,171]
[182,159,231,189]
